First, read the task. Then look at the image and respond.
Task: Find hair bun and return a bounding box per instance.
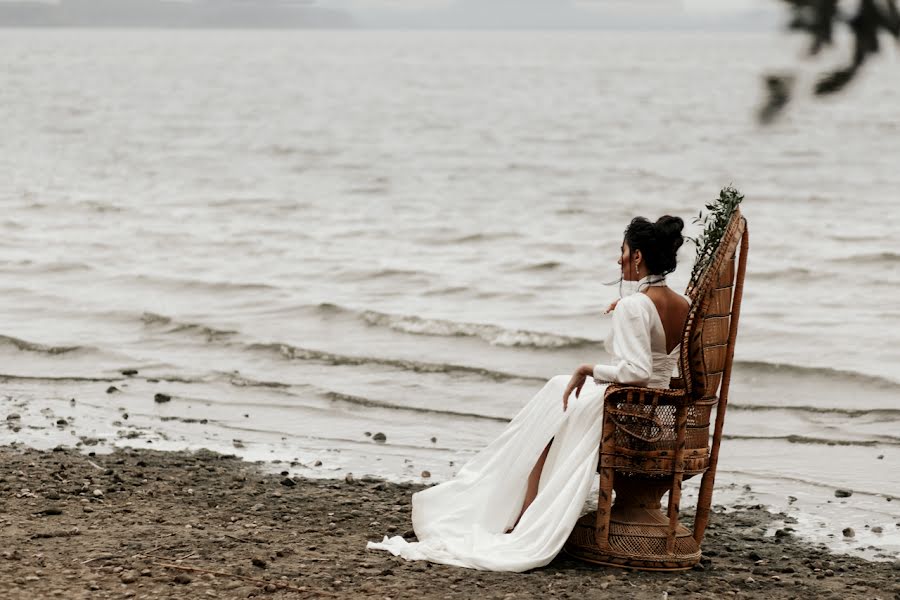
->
[654,215,684,248]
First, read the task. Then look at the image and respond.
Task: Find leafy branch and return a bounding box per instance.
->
[759,0,900,124]
[687,186,744,284]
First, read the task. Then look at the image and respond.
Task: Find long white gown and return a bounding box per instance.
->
[366,290,684,572]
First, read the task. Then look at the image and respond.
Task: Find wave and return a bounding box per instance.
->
[315,303,595,349]
[249,341,543,382]
[0,334,86,356]
[324,391,509,422]
[733,360,900,390]
[723,434,900,448]
[141,312,237,340]
[728,403,900,418]
[831,251,900,265]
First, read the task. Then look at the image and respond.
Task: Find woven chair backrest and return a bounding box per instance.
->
[680,209,746,404]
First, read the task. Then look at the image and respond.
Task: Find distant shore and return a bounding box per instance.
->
[1,444,897,599]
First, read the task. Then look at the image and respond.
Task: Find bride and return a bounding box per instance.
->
[367,215,690,572]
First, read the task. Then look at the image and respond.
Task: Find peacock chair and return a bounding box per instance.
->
[564,206,749,571]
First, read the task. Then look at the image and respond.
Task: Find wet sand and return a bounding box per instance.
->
[1,444,898,599]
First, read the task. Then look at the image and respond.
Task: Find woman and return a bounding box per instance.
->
[367,215,690,572]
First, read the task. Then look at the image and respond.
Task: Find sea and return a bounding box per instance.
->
[1,29,898,559]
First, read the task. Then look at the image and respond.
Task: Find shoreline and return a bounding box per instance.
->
[1,444,898,599]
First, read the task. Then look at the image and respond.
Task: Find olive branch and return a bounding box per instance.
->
[686,186,744,284]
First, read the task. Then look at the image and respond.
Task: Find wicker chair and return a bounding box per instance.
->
[564,208,749,571]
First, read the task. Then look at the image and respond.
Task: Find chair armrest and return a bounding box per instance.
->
[603,384,688,407]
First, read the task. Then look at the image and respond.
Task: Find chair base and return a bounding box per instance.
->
[563,510,701,572]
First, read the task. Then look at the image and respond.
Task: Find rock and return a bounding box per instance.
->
[835,489,853,498]
[842,527,855,538]
[364,431,371,437]
[38,506,63,516]
[92,489,104,497]
[264,584,278,593]
[251,557,267,569]
[106,386,119,394]
[430,437,437,443]
[121,369,139,376]
[774,528,791,538]
[46,491,60,500]
[232,440,245,449]
[345,473,355,484]
[314,460,322,467]
[173,573,192,584]
[140,569,152,577]
[421,470,431,478]
[372,432,387,443]
[120,571,138,584]
[7,413,21,420]
[56,418,68,426]
[280,477,296,487]
[871,526,883,534]
[154,393,171,403]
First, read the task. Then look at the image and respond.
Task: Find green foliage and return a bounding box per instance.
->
[687,186,744,284]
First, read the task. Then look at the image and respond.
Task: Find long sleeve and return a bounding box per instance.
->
[592,295,653,385]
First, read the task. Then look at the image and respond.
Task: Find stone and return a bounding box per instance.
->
[421,470,431,478]
[842,527,855,538]
[154,393,171,403]
[120,571,138,584]
[7,413,21,420]
[121,369,138,376]
[174,573,192,584]
[372,432,387,443]
[106,386,119,394]
[251,557,267,569]
[834,489,853,498]
[871,526,883,534]
[280,477,295,487]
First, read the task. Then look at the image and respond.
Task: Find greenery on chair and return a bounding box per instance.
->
[687,186,744,284]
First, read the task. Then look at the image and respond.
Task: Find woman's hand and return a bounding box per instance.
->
[563,364,593,411]
[604,299,619,314]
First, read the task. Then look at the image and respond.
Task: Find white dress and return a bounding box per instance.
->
[366,290,684,572]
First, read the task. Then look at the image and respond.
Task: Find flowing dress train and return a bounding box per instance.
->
[366,291,683,572]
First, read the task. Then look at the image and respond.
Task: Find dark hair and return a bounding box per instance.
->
[623,215,685,276]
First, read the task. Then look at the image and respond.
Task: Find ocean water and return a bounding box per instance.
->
[1,29,898,558]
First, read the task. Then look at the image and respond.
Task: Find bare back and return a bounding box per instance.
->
[642,287,691,354]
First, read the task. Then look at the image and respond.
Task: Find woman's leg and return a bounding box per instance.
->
[509,438,553,532]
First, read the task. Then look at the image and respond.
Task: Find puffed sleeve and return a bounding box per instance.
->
[592,296,653,385]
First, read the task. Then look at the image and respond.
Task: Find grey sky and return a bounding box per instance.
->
[0,0,783,30]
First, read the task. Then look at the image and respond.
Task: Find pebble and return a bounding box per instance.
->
[842,527,855,538]
[7,413,21,420]
[314,460,322,467]
[835,489,853,498]
[154,393,171,403]
[56,418,68,426]
[372,432,387,443]
[421,470,431,478]
[251,557,267,569]
[120,571,138,584]
[106,386,119,394]
[280,477,296,487]
[871,526,883,534]
[93,489,104,497]
[121,369,138,376]
[345,473,355,484]
[430,437,437,443]
[174,573,192,584]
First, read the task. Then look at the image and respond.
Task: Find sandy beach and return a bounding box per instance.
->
[2,443,898,599]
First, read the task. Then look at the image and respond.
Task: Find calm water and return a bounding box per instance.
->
[1,29,898,558]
